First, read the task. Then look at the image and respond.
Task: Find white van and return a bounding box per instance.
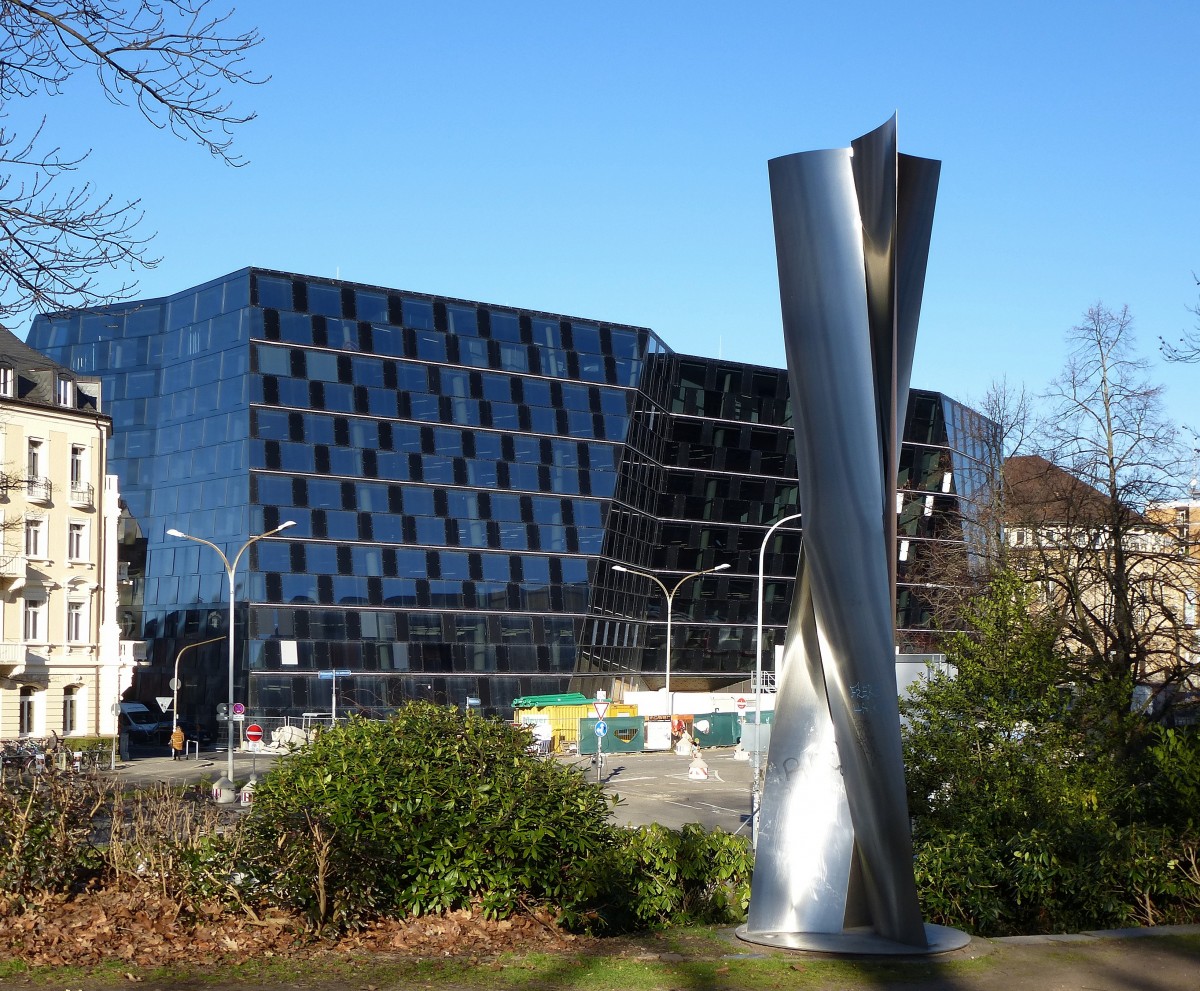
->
[119,701,161,743]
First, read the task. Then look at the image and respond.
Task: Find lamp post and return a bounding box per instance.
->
[171,635,224,733]
[612,562,730,732]
[166,521,296,783]
[752,512,803,847]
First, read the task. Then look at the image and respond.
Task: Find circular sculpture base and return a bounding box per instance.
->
[735,923,972,957]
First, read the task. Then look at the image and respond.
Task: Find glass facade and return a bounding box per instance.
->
[30,268,996,727]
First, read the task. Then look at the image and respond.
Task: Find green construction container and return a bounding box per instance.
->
[578,716,644,754]
[690,712,741,748]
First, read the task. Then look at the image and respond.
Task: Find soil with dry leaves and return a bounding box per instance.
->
[0,888,596,970]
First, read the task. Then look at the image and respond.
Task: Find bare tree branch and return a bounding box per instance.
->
[1160,273,1200,363]
[0,1,264,322]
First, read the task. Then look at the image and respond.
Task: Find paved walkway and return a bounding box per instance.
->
[717,925,1200,990]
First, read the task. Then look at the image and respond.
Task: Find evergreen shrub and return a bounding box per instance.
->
[242,704,619,929]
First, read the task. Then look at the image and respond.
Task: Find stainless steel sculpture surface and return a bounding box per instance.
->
[738,117,968,955]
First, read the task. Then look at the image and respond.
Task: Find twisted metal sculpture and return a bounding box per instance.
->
[739,117,967,955]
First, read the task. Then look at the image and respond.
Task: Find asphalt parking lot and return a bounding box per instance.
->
[560,746,757,834]
[116,742,756,833]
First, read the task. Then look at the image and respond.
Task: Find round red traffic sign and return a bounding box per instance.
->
[245,723,264,743]
[737,697,746,710]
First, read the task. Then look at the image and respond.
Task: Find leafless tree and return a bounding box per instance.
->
[1159,274,1200,363]
[1018,304,1197,723]
[0,1,264,322]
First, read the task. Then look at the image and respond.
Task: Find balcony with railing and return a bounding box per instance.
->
[0,640,25,665]
[69,480,94,508]
[26,477,52,504]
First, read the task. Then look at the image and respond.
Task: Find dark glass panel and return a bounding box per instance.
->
[409,394,441,421]
[458,337,489,368]
[445,305,477,335]
[490,312,522,342]
[497,342,528,372]
[415,330,447,362]
[529,318,560,348]
[571,324,601,354]
[402,298,435,329]
[355,290,388,323]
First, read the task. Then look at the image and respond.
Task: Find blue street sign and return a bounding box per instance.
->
[318,669,352,679]
[595,720,608,737]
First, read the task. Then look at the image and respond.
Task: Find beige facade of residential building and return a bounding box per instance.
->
[1005,457,1200,713]
[0,331,134,740]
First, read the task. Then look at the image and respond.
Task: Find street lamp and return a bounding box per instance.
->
[753,512,803,847]
[612,562,730,732]
[171,635,224,734]
[166,520,296,783]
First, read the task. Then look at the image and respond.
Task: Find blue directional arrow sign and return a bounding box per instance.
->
[594,720,608,737]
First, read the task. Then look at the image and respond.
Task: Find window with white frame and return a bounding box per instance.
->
[70,444,85,485]
[63,686,78,735]
[67,600,87,642]
[68,520,85,560]
[56,375,73,407]
[24,516,44,557]
[23,596,45,641]
[26,437,41,479]
[0,365,12,397]
[19,686,36,735]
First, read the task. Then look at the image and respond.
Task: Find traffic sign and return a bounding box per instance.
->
[594,720,608,737]
[318,669,352,679]
[168,678,181,690]
[232,702,246,715]
[246,723,264,743]
[593,699,610,721]
[156,696,173,712]
[737,697,746,710]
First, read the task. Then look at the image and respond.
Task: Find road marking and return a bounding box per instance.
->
[607,775,654,782]
[699,802,745,816]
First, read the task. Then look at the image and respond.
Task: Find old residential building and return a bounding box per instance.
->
[1005,455,1200,719]
[0,327,130,739]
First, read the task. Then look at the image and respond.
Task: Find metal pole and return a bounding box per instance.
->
[753,513,803,848]
[664,586,675,730]
[172,635,223,734]
[226,566,236,782]
[167,521,295,784]
[612,563,729,749]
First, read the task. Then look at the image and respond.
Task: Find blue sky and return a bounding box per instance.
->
[19,2,1200,436]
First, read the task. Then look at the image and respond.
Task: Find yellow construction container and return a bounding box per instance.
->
[513,695,637,752]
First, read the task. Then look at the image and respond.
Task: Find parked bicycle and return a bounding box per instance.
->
[0,738,50,775]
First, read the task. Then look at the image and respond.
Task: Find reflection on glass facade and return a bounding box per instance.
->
[29,268,995,725]
[895,391,1000,650]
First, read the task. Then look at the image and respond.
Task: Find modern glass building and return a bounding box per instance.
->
[29,268,995,727]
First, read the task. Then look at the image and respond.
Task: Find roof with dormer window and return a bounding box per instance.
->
[0,324,99,411]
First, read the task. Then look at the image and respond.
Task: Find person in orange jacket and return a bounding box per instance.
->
[169,724,185,761]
